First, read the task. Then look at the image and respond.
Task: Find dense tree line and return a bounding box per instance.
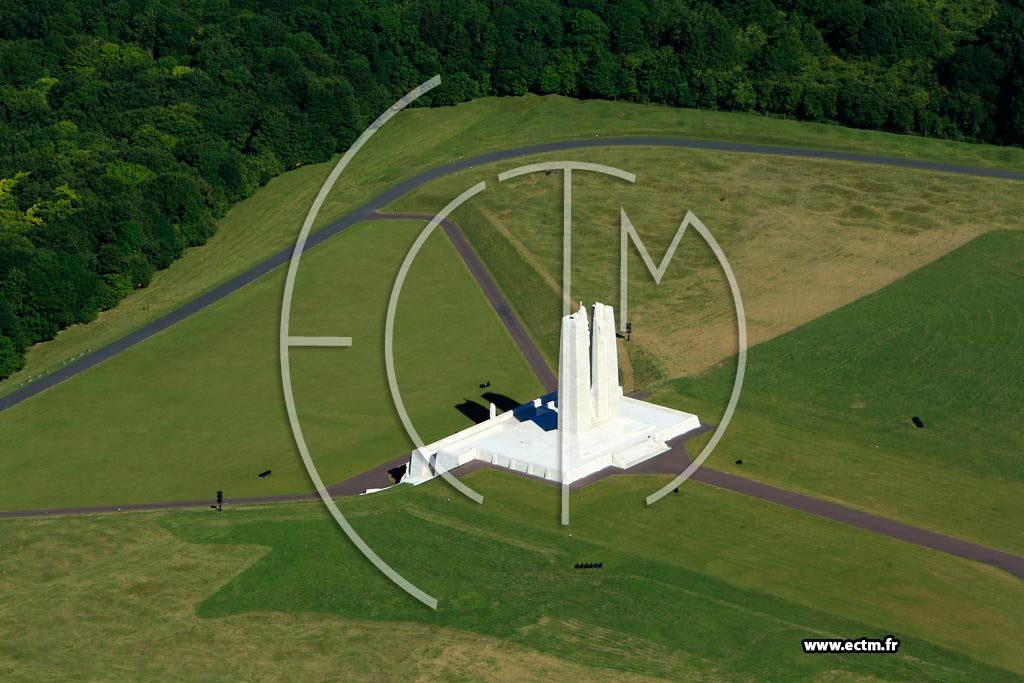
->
[1,0,1022,379]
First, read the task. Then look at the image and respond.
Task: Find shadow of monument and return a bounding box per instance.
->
[505,390,558,432]
[455,392,560,431]
[387,463,407,484]
[454,399,490,424]
[480,392,521,412]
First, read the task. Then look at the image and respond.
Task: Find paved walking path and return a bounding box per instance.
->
[372,212,557,392]
[1,136,1021,580]
[0,454,410,520]
[690,460,1024,579]
[3,136,1021,414]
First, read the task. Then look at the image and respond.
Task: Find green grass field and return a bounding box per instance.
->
[4,93,1024,396]
[2,95,1021,682]
[0,220,541,511]
[387,146,1024,379]
[655,231,1024,553]
[380,148,1022,553]
[2,472,1021,682]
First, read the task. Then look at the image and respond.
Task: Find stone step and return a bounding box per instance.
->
[611,438,668,469]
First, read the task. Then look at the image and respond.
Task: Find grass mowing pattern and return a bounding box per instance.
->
[0,508,658,683]
[0,221,541,511]
[5,94,1024,397]
[392,146,1022,551]
[628,343,669,390]
[390,146,1024,382]
[655,231,1024,552]
[158,471,1024,682]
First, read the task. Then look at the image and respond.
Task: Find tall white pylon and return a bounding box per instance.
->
[557,304,592,438]
[590,302,621,424]
[405,301,701,500]
[558,301,622,435]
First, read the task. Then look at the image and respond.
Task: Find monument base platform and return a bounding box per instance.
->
[403,391,700,486]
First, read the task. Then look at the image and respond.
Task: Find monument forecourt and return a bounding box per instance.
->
[404,303,701,486]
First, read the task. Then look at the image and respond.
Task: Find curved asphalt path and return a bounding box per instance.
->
[1,137,1022,579]
[2,136,1022,415]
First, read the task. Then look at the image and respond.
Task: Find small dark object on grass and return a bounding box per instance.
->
[735,459,743,465]
[258,469,272,478]
[673,487,679,494]
[479,380,491,389]
[912,416,925,428]
[209,505,218,510]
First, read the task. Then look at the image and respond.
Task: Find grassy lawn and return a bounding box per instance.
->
[0,501,648,683]
[2,472,1020,682]
[654,231,1024,553]
[5,94,1024,397]
[381,145,1022,553]
[3,88,1022,683]
[0,220,541,511]
[386,146,1024,380]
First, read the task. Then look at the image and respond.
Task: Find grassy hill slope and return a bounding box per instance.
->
[4,94,1023,397]
[4,472,1020,681]
[658,231,1024,552]
[0,220,541,510]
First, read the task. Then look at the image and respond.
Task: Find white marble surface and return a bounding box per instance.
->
[403,302,700,486]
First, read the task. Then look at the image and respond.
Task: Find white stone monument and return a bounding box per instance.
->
[403,302,700,485]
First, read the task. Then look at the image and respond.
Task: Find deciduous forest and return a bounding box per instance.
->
[1,0,1022,378]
